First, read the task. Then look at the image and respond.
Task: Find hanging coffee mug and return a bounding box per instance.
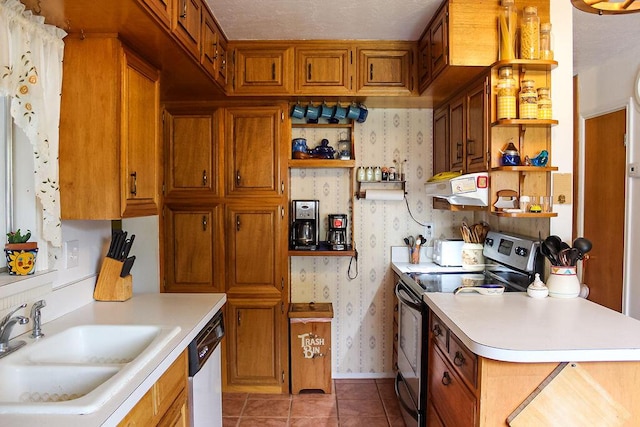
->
[332,103,347,122]
[347,103,361,120]
[290,103,305,119]
[356,104,368,123]
[306,103,319,123]
[319,102,333,120]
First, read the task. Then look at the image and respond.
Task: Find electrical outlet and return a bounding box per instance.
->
[65,240,79,269]
[423,223,435,241]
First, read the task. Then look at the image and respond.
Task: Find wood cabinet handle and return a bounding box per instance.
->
[432,324,442,336]
[130,172,137,196]
[202,215,208,232]
[202,170,207,186]
[180,0,187,19]
[454,351,465,367]
[442,371,452,386]
[236,170,241,186]
[369,63,374,80]
[236,215,241,231]
[272,62,276,80]
[308,63,312,80]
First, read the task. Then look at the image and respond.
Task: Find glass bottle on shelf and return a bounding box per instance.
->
[498,0,518,61]
[537,87,552,120]
[540,22,554,60]
[357,166,366,182]
[365,166,374,182]
[520,6,540,60]
[373,166,382,182]
[519,80,538,119]
[496,66,517,120]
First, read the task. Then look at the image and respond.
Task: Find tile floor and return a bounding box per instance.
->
[222,379,406,427]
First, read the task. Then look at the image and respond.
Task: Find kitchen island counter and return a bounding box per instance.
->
[0,293,226,427]
[424,291,640,363]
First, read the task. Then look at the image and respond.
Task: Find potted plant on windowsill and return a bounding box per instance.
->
[4,229,38,275]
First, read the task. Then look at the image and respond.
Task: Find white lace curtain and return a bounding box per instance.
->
[0,0,66,247]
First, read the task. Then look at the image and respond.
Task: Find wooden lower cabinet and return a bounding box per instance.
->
[224,298,287,393]
[119,350,188,427]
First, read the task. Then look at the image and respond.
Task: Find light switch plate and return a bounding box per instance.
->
[65,240,79,268]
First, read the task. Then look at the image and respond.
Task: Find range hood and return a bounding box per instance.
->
[424,172,489,207]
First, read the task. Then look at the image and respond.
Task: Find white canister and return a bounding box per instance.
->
[461,243,484,271]
[546,266,580,298]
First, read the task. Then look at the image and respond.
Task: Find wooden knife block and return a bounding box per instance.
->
[94,257,132,301]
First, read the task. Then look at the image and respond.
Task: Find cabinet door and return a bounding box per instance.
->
[430,5,448,79]
[225,106,283,197]
[226,299,283,388]
[226,204,283,294]
[448,95,465,173]
[200,9,218,78]
[216,36,228,88]
[433,105,450,176]
[465,78,489,173]
[121,48,161,217]
[172,0,201,58]
[163,205,222,293]
[165,110,218,196]
[139,0,172,27]
[356,48,414,95]
[295,47,353,95]
[233,47,293,94]
[418,32,432,93]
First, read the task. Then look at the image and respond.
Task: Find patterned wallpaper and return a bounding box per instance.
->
[289,108,550,377]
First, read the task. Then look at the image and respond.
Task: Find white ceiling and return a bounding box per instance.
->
[207,0,640,74]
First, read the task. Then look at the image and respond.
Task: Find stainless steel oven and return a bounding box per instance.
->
[395,279,427,427]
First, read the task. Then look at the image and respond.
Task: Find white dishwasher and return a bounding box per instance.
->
[187,311,224,427]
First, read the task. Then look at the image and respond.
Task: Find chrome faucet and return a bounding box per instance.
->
[0,303,29,357]
[30,299,46,339]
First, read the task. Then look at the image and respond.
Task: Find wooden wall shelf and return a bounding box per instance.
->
[491,166,558,172]
[288,159,355,168]
[491,119,558,127]
[493,212,558,218]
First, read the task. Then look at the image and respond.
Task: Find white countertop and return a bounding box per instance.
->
[423,292,640,363]
[0,293,226,427]
[390,246,466,276]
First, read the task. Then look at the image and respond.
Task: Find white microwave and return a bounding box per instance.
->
[433,239,465,267]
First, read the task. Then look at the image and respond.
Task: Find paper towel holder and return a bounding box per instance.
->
[355,181,406,200]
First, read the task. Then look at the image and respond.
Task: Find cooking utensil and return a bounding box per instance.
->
[120,256,136,277]
[540,240,558,265]
[572,237,592,259]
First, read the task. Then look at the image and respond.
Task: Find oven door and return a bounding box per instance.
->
[394,280,423,427]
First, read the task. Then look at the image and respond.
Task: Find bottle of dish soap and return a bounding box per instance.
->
[527,273,549,298]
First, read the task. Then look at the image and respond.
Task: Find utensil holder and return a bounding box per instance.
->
[94,257,133,302]
[546,266,580,298]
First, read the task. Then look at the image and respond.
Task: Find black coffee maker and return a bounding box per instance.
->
[290,200,319,250]
[327,214,348,250]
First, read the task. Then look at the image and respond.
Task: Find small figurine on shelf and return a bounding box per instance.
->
[530,150,549,167]
[309,139,336,159]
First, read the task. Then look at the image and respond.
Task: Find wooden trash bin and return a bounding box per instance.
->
[289,302,333,394]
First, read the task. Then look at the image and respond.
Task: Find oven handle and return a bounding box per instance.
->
[394,372,419,421]
[395,281,422,312]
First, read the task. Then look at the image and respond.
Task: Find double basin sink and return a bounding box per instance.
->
[0,324,180,414]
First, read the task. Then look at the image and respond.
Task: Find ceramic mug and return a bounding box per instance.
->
[346,103,361,120]
[333,104,347,120]
[319,103,333,120]
[306,104,320,122]
[290,103,305,119]
[356,104,368,123]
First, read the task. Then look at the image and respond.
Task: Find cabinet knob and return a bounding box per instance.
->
[454,351,465,367]
[432,324,442,336]
[130,172,137,196]
[202,215,208,231]
[442,371,452,386]
[369,63,374,80]
[308,63,312,80]
[236,170,241,186]
[202,170,208,186]
[180,0,187,19]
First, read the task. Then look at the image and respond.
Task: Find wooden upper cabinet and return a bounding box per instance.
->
[356,43,415,95]
[164,109,220,197]
[433,105,450,176]
[418,31,432,93]
[449,94,465,173]
[232,45,293,95]
[172,0,201,58]
[430,4,448,79]
[200,7,228,90]
[60,36,160,220]
[465,77,489,173]
[225,106,285,197]
[138,0,172,27]
[294,46,354,95]
[215,35,228,88]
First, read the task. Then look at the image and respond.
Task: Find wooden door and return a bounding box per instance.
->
[225,299,283,389]
[465,78,488,173]
[200,9,218,78]
[583,108,626,312]
[165,110,218,196]
[172,0,201,58]
[163,205,222,293]
[140,0,172,27]
[295,48,353,95]
[225,106,283,197]
[433,105,449,175]
[356,48,413,95]
[216,36,228,88]
[430,4,448,79]
[121,49,160,217]
[418,32,432,93]
[233,47,293,94]
[449,95,465,172]
[226,204,282,294]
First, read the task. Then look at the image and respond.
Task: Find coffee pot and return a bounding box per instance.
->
[327,214,348,251]
[291,200,319,250]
